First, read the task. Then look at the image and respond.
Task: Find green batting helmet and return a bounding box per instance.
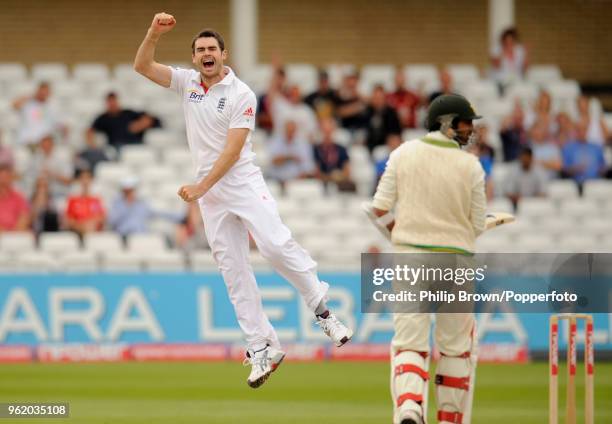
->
[426,93,481,131]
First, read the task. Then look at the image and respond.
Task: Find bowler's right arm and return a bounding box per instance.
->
[134,12,176,88]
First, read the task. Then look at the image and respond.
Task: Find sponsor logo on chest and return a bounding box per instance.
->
[188,89,205,103]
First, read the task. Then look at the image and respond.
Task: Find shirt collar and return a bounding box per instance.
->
[421,131,460,149]
[191,66,235,88]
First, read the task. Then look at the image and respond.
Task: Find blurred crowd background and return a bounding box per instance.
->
[0,0,611,271]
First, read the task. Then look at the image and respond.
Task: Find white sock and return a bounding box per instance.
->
[315,299,328,316]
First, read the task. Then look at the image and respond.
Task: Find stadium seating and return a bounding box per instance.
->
[0,254,15,273]
[285,63,318,94]
[517,198,558,221]
[446,64,480,88]
[525,65,562,85]
[583,180,612,202]
[73,63,111,83]
[285,179,326,201]
[516,233,556,253]
[403,64,439,92]
[189,250,219,272]
[505,82,539,106]
[60,251,100,273]
[1,60,610,273]
[0,232,36,255]
[239,64,272,95]
[15,252,59,273]
[96,162,133,189]
[84,232,125,254]
[31,62,69,82]
[360,64,396,94]
[559,198,601,221]
[144,251,186,272]
[101,252,144,272]
[547,180,580,202]
[127,233,169,254]
[121,145,158,170]
[39,232,81,256]
[325,64,356,88]
[0,63,27,82]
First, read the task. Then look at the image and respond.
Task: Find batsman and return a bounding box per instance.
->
[369,94,486,424]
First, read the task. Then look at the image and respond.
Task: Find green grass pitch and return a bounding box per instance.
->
[1,361,611,423]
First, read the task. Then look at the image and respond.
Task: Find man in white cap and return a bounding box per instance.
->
[108,176,181,238]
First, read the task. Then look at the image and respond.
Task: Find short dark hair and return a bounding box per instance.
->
[191,29,225,53]
[106,91,117,100]
[74,166,92,179]
[520,146,533,157]
[501,27,519,42]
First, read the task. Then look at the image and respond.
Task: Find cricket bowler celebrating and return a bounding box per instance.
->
[134,12,352,388]
[370,94,486,424]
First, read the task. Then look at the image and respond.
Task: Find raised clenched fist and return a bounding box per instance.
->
[150,12,176,35]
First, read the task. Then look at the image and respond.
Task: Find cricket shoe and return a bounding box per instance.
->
[398,409,423,424]
[316,313,353,347]
[243,345,286,389]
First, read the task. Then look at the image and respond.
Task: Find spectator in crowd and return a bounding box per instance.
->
[386,70,421,129]
[505,147,548,210]
[76,131,110,175]
[365,85,402,153]
[577,95,609,146]
[490,27,528,91]
[272,84,318,142]
[267,120,315,187]
[530,121,562,179]
[25,135,73,201]
[562,122,606,187]
[375,133,402,181]
[257,66,287,133]
[88,92,161,151]
[108,176,182,238]
[0,162,30,232]
[0,131,14,168]
[335,72,369,132]
[468,124,496,200]
[304,70,339,120]
[30,176,60,234]
[12,81,66,148]
[428,69,454,103]
[500,101,529,162]
[64,168,105,237]
[525,90,553,131]
[555,112,576,146]
[313,118,355,192]
[175,201,208,251]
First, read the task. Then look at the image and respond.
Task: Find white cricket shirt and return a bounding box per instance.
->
[169,66,258,183]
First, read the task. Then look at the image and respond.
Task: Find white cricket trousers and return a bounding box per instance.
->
[391,245,474,355]
[198,172,329,349]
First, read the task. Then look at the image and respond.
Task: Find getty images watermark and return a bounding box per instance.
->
[370,264,577,304]
[361,253,611,314]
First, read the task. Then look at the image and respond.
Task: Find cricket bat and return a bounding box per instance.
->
[362,202,515,241]
[485,212,515,230]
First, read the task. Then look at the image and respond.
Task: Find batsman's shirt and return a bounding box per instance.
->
[169,66,258,183]
[373,131,486,254]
